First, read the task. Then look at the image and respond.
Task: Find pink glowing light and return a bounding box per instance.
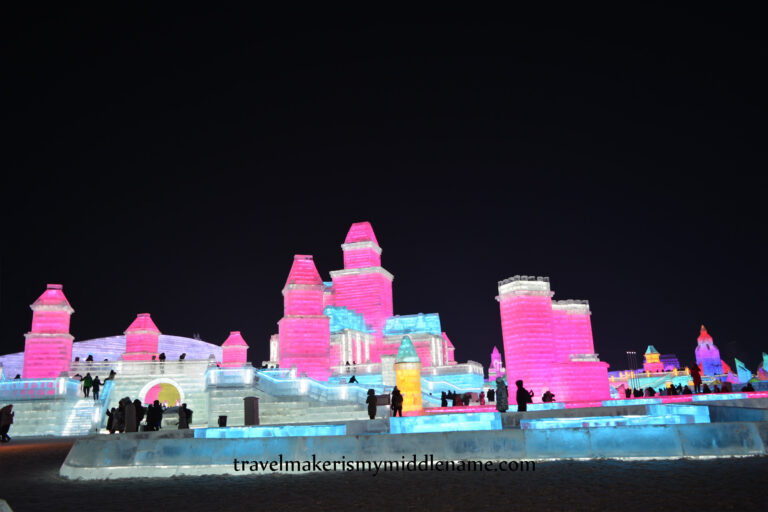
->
[278,255,331,380]
[221,331,248,367]
[423,405,498,414]
[331,222,393,363]
[497,277,610,403]
[23,284,75,379]
[123,313,160,361]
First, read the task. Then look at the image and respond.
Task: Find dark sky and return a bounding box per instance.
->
[2,7,766,372]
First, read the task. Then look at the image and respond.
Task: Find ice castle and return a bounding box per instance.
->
[0,221,623,437]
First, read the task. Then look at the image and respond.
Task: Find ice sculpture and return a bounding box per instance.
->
[123,313,160,361]
[695,325,723,376]
[329,222,394,362]
[643,345,664,372]
[22,284,74,378]
[496,276,610,402]
[278,255,331,380]
[222,331,248,367]
[394,336,422,413]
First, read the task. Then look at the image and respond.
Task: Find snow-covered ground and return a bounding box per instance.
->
[1,438,767,511]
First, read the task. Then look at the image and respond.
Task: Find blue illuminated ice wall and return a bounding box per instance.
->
[421,373,484,394]
[383,313,442,336]
[324,306,374,333]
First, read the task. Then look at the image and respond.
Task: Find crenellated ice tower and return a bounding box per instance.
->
[277,255,331,380]
[22,284,75,378]
[328,222,394,363]
[497,276,610,402]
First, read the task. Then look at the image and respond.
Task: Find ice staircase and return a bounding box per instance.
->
[60,399,98,436]
[7,398,99,437]
[207,386,369,426]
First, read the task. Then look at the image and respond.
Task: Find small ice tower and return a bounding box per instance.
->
[694,325,723,376]
[123,313,160,361]
[22,284,75,378]
[222,331,249,367]
[488,346,505,380]
[394,336,422,413]
[643,345,663,372]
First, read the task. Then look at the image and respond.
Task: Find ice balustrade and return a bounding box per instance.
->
[253,369,480,407]
[255,369,387,403]
[206,366,257,387]
[0,377,81,400]
[71,359,215,378]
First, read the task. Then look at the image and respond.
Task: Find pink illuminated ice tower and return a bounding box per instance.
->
[123,313,160,361]
[278,255,331,380]
[22,284,75,378]
[329,222,393,363]
[497,276,610,402]
[222,331,249,367]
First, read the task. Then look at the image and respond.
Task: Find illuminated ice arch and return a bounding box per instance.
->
[139,377,185,406]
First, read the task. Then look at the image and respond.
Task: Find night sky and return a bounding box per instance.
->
[2,8,766,373]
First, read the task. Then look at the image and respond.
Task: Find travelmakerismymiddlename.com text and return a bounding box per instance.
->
[233,455,535,476]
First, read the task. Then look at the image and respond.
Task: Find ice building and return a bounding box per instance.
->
[265,222,482,390]
[643,346,664,373]
[695,325,724,376]
[488,346,505,381]
[496,276,610,402]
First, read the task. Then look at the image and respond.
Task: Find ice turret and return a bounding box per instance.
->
[123,313,160,361]
[278,255,331,380]
[22,284,75,378]
[222,331,249,367]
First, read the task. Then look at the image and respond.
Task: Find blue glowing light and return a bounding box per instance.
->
[194,424,347,439]
[389,412,502,434]
[602,398,662,407]
[324,306,373,333]
[383,313,442,336]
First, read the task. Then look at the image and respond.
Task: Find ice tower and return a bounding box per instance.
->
[123,313,160,361]
[395,336,423,413]
[22,284,75,378]
[694,325,723,376]
[222,331,249,367]
[497,276,610,402]
[329,222,393,363]
[488,346,505,381]
[278,255,331,380]
[643,345,663,372]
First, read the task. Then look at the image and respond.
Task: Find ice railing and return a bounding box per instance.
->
[331,363,382,376]
[250,369,481,409]
[421,361,484,376]
[498,275,549,287]
[205,366,257,387]
[0,377,82,401]
[71,359,215,378]
[254,369,387,404]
